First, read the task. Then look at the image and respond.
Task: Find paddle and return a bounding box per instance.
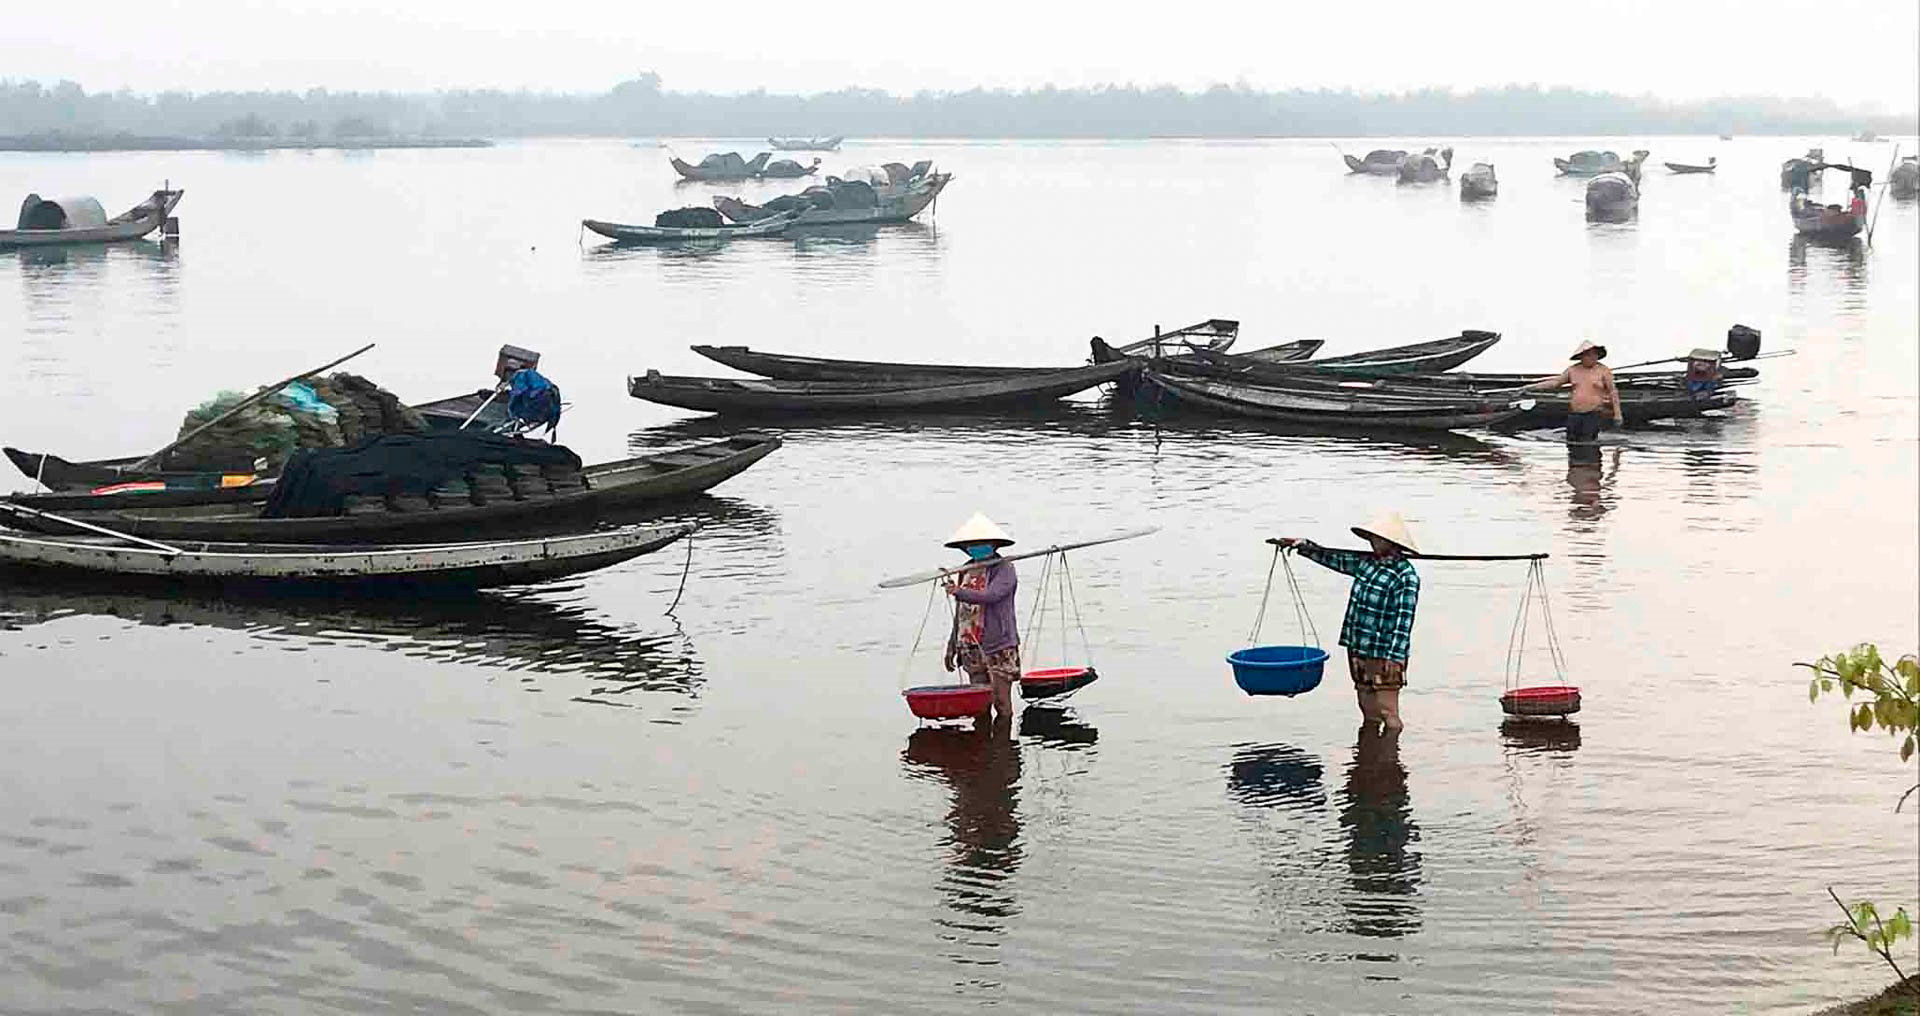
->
[1266,538,1545,562]
[0,501,183,555]
[127,342,376,473]
[1867,144,1899,247]
[877,526,1160,589]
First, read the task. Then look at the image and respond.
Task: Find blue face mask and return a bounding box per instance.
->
[964,544,995,561]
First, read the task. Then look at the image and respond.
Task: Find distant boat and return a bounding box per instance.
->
[1781,148,1825,189]
[1396,147,1454,184]
[759,157,821,179]
[0,187,182,247]
[1852,130,1883,142]
[1790,175,1868,239]
[1459,163,1498,199]
[1718,133,1734,141]
[1585,172,1639,220]
[1555,150,1649,179]
[668,151,771,182]
[1665,157,1717,174]
[768,136,844,152]
[1343,149,1408,175]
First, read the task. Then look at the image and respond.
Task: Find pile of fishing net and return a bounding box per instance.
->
[167,373,428,472]
[654,206,725,228]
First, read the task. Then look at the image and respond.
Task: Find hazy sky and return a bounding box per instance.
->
[9,0,1916,110]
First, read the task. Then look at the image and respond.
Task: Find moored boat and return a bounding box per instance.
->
[1585,172,1639,220]
[1459,163,1498,200]
[582,209,797,244]
[1396,147,1454,183]
[768,136,844,151]
[689,338,1320,385]
[627,360,1138,416]
[1180,331,1502,379]
[1664,158,1717,174]
[1343,149,1408,175]
[0,523,692,592]
[1140,372,1528,431]
[1790,189,1866,238]
[759,157,821,179]
[4,433,782,540]
[1781,148,1825,188]
[713,169,950,226]
[1556,149,1649,179]
[1890,156,1919,199]
[668,151,771,182]
[1,188,183,247]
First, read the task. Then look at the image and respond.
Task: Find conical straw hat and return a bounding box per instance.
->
[945,512,1015,549]
[1569,340,1609,361]
[1351,511,1420,554]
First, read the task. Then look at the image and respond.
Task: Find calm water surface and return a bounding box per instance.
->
[0,137,1916,1014]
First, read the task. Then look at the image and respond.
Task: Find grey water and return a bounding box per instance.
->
[0,137,1915,1014]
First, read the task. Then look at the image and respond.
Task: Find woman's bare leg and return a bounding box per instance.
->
[1377,687,1404,731]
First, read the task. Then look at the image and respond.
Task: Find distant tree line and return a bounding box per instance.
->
[0,75,1910,139]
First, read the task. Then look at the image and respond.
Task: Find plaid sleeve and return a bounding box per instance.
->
[1297,544,1363,576]
[1385,569,1420,661]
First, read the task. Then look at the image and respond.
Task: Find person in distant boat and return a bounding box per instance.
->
[496,358,562,440]
[1849,185,1868,219]
[942,513,1020,720]
[1525,340,1623,455]
[1277,512,1422,733]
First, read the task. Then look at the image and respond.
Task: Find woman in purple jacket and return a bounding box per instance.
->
[941,513,1020,719]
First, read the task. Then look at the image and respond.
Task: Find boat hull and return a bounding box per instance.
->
[1142,373,1524,431]
[582,214,792,243]
[0,525,690,592]
[628,360,1138,415]
[5,434,781,542]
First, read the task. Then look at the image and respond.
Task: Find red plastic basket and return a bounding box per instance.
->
[1500,685,1582,717]
[903,684,993,720]
[1019,666,1099,700]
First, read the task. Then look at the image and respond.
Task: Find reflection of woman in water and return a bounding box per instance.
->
[902,718,1024,937]
[1338,727,1422,939]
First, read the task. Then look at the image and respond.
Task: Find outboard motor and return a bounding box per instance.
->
[1684,349,1725,395]
[1725,324,1761,361]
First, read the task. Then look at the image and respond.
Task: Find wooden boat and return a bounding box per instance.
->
[1501,387,1740,428]
[1892,157,1920,200]
[759,157,821,179]
[1585,172,1639,219]
[1555,150,1626,176]
[1141,372,1527,431]
[1100,318,1241,358]
[668,151,771,182]
[1665,158,1717,174]
[0,524,691,592]
[627,360,1138,416]
[582,209,796,244]
[1459,163,1498,200]
[1396,147,1453,183]
[713,172,950,226]
[1344,149,1407,175]
[692,336,1313,385]
[6,388,516,492]
[3,434,782,542]
[1181,331,1501,379]
[1781,148,1825,188]
[768,136,844,151]
[1790,191,1865,238]
[0,188,182,247]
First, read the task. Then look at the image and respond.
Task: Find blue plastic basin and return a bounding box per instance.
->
[1227,645,1329,697]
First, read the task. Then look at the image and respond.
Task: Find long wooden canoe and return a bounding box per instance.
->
[1176,331,1501,380]
[1142,372,1526,430]
[5,433,781,542]
[627,360,1138,415]
[583,210,795,243]
[0,524,691,592]
[687,337,1314,384]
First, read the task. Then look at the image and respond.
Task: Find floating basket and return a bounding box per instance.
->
[1228,645,1329,697]
[1500,685,1582,717]
[1019,666,1099,701]
[903,684,992,720]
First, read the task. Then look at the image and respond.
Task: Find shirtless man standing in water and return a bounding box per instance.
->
[1528,340,1624,452]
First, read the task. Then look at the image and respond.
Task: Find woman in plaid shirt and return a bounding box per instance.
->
[1278,512,1422,732]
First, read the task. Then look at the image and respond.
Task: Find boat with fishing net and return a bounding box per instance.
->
[713,164,950,227]
[668,151,771,182]
[768,136,843,151]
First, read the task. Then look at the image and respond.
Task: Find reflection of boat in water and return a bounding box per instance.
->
[1337,729,1421,939]
[0,581,704,693]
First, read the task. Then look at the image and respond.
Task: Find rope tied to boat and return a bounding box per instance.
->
[665,527,695,615]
